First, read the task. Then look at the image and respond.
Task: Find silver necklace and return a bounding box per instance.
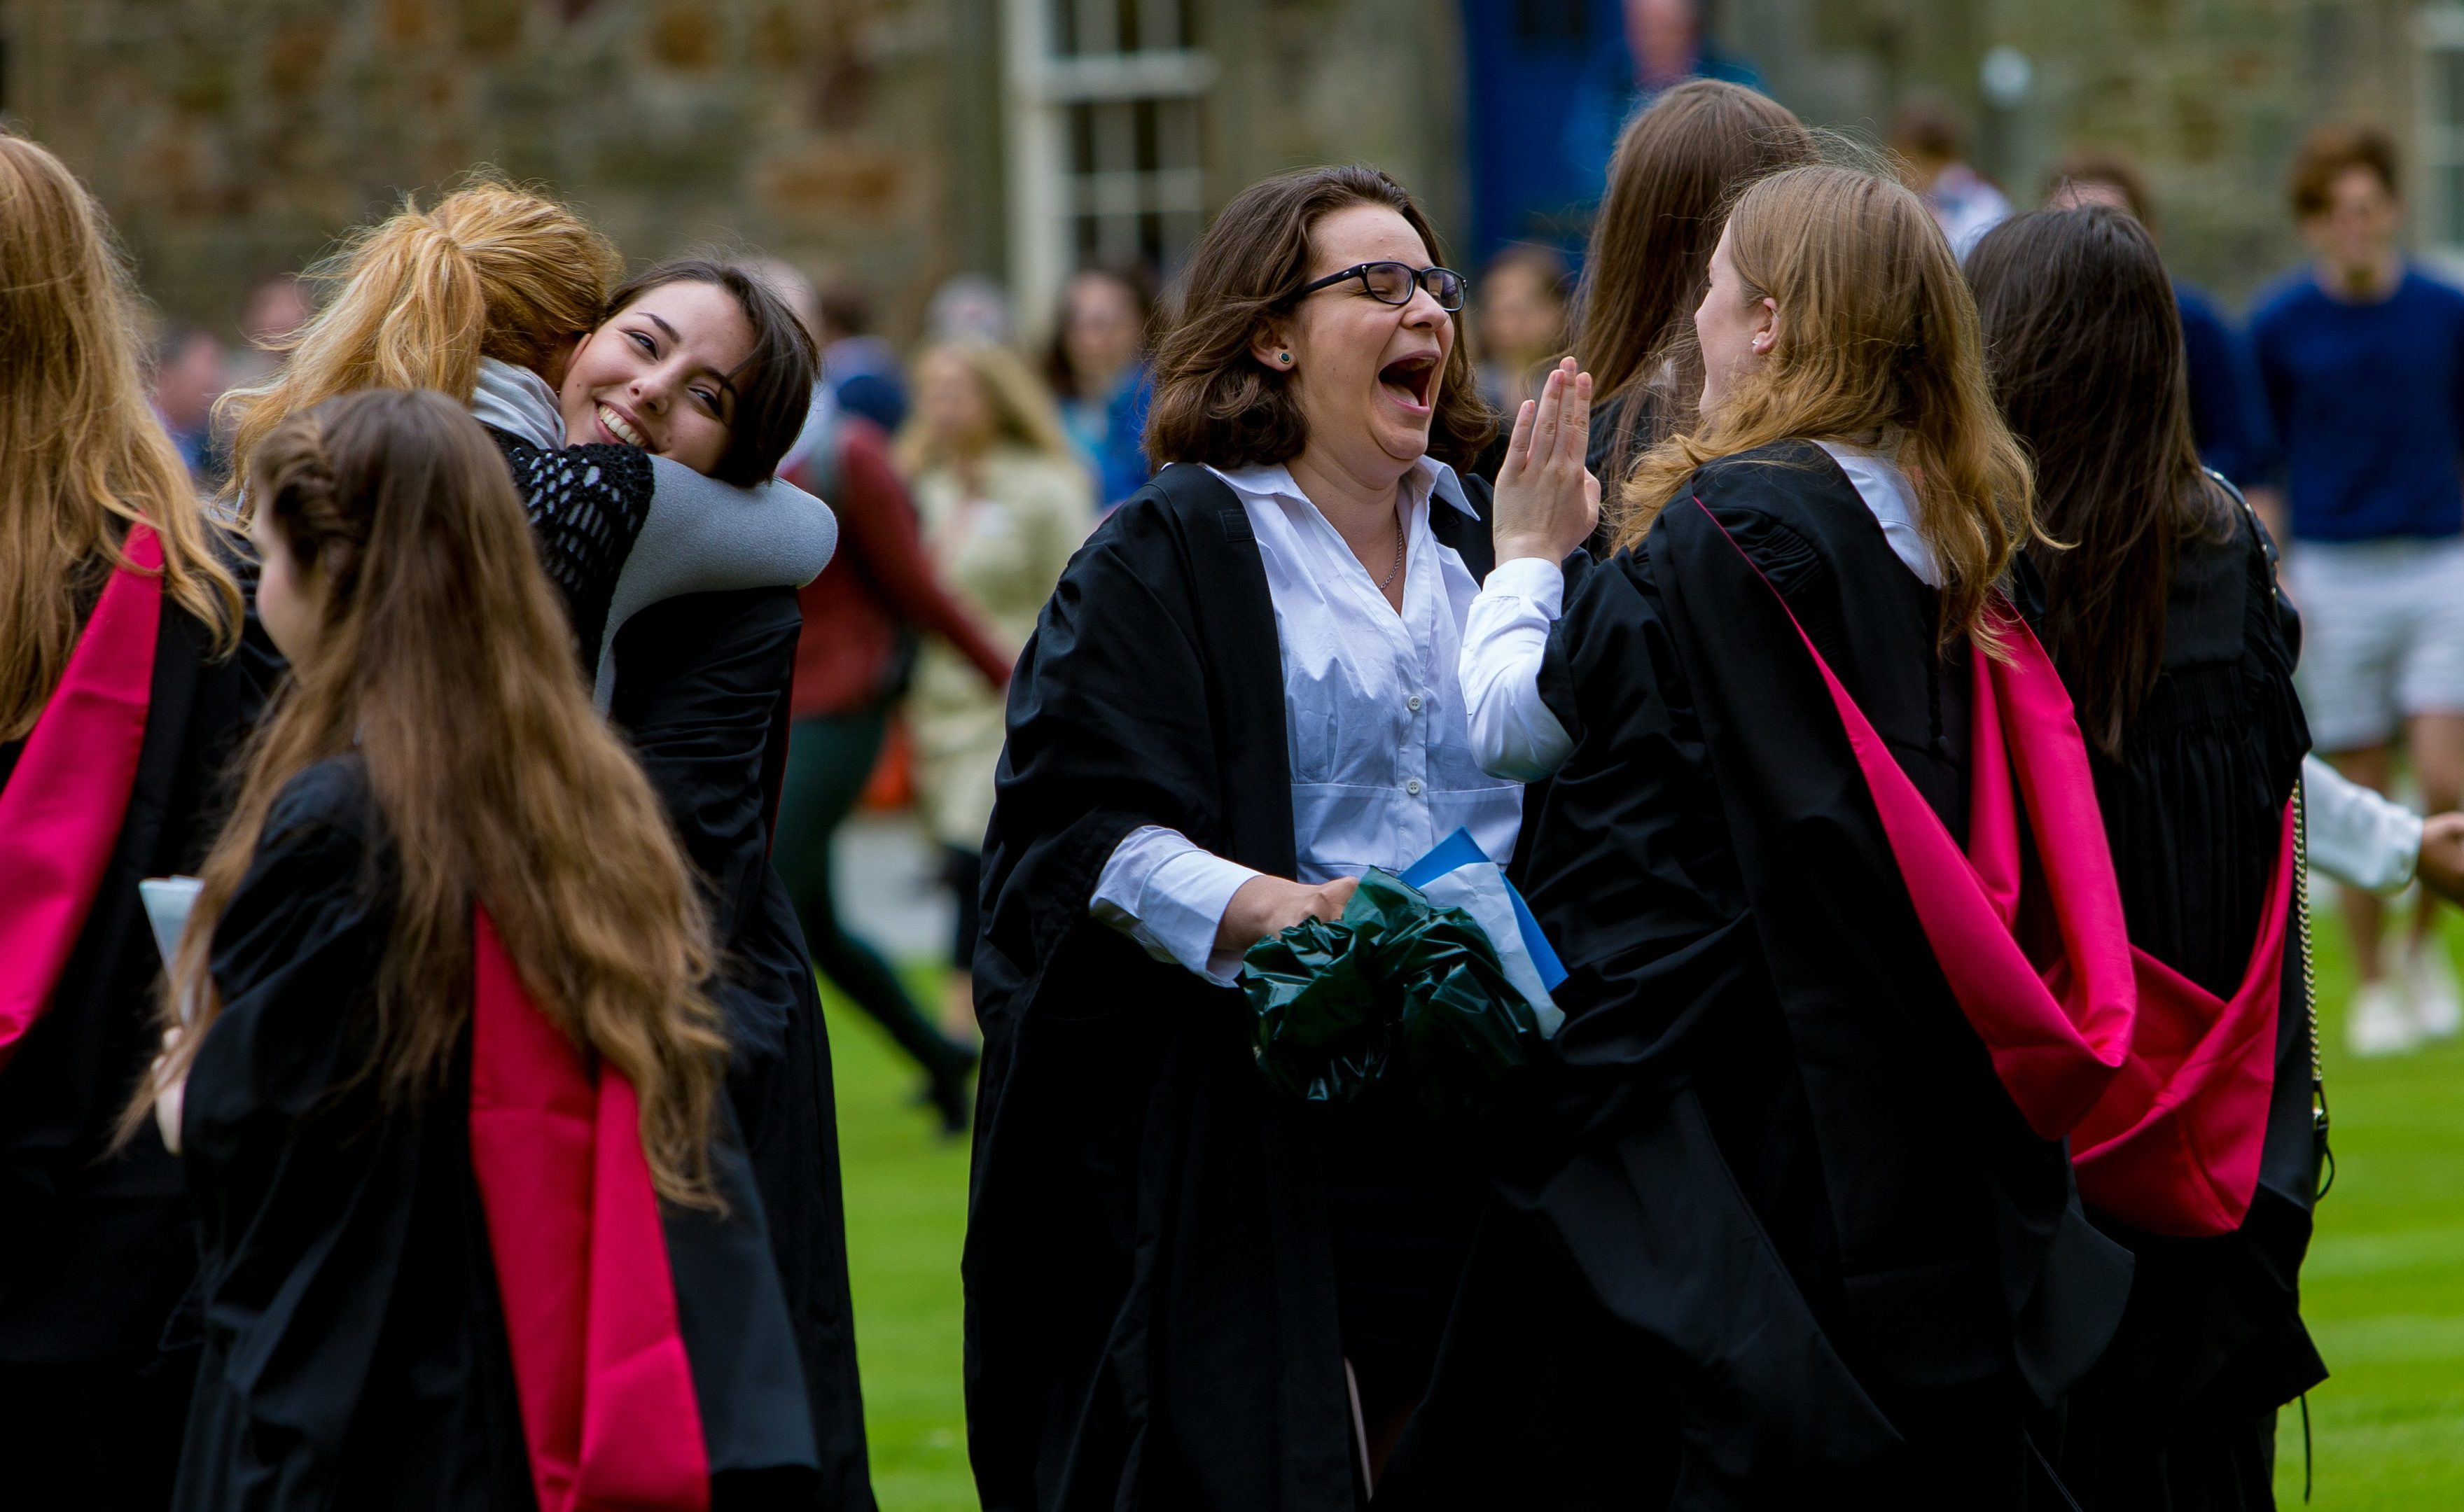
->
[1377,509,1405,591]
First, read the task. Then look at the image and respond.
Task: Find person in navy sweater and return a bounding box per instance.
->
[2252,124,2464,1056]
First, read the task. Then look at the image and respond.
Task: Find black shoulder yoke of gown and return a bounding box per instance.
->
[1384,442,2133,1507]
[968,461,1494,1512]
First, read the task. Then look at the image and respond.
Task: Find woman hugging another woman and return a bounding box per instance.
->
[217,183,872,1505]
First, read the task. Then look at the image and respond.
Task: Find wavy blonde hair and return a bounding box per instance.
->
[895,340,1083,478]
[220,177,621,505]
[0,133,242,740]
[142,391,729,1206]
[1620,164,2036,650]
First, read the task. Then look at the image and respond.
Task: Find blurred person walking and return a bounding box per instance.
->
[968,164,1508,1508]
[1891,98,2010,259]
[1470,244,1569,416]
[2252,125,2464,1056]
[1044,265,1157,511]
[218,185,875,1504]
[1562,0,1765,195]
[1970,204,2324,1511]
[2044,150,2281,503]
[150,324,230,489]
[146,390,821,1511]
[0,132,263,1512]
[1569,78,1818,505]
[811,274,910,435]
[761,260,1006,1137]
[896,344,1093,1047]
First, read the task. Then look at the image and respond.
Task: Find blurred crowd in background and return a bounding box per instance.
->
[114,0,2464,1119]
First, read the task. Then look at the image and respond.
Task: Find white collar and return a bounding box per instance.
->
[468,358,565,451]
[1208,454,1478,520]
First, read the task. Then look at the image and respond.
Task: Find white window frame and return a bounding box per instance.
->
[2420,4,2464,280]
[1001,0,1216,341]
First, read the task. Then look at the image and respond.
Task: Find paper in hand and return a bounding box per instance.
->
[1398,828,1568,1037]
[137,876,204,1021]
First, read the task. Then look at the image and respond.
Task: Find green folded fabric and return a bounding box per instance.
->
[1243,869,1548,1119]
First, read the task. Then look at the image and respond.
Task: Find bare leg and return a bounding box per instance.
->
[2330,744,2396,982]
[942,968,978,1043]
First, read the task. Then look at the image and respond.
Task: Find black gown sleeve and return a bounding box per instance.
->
[174,758,423,1512]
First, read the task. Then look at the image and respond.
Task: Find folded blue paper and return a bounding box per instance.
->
[1398,827,1568,1033]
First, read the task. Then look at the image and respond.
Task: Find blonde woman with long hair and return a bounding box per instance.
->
[0,132,263,1506]
[895,342,1091,1046]
[1400,164,2136,1505]
[217,187,872,1497]
[142,389,823,1508]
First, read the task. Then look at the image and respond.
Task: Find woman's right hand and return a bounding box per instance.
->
[1492,358,1600,565]
[1216,874,1361,955]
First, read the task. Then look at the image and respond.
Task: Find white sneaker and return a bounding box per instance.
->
[2404,943,2463,1040]
[2348,979,2425,1057]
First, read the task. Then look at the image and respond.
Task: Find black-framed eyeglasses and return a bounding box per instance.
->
[1292,261,1468,312]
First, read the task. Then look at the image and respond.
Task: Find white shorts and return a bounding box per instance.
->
[2290,536,2464,752]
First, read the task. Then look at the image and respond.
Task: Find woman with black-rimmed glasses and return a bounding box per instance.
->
[963,164,1596,1511]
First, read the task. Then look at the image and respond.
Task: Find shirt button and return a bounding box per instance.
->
[1407,693,1424,713]
[1405,778,1423,796]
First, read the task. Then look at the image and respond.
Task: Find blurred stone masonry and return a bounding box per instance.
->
[0,0,2435,368]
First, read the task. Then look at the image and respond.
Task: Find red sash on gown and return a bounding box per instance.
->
[468,906,711,1512]
[2072,807,2295,1237]
[0,524,162,1072]
[1701,496,2287,1237]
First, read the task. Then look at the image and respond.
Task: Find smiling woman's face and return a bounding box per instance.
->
[558,279,754,476]
[1258,203,1454,484]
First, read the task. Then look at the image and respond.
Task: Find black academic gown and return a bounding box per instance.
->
[494,424,875,1511]
[1379,442,2134,1511]
[0,573,272,1512]
[607,586,874,1512]
[966,462,1498,1512]
[2054,503,2326,1508]
[173,756,819,1512]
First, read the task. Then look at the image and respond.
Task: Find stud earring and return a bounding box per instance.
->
[1278,351,1293,365]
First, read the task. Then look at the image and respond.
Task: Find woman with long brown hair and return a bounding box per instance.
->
[1571,77,1818,506]
[0,132,264,1506]
[221,189,873,1503]
[1402,164,2138,1505]
[1969,204,2322,1511]
[146,389,820,1509]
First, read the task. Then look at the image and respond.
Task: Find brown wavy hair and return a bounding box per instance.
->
[220,177,622,504]
[1145,164,1491,470]
[1621,165,2036,652]
[0,132,242,740]
[1574,81,1819,501]
[1969,206,2231,756]
[141,390,729,1205]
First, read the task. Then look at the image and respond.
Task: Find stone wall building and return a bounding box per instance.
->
[0,0,2454,349]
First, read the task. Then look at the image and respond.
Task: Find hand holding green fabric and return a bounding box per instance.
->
[1243,869,1549,1119]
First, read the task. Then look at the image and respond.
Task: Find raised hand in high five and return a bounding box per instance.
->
[1491,356,1601,565]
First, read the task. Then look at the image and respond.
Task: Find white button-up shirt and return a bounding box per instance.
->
[1090,458,1525,983]
[1460,441,1942,783]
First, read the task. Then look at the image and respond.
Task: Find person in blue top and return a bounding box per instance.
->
[1562,0,1763,195]
[1043,264,1156,512]
[2251,123,2464,1058]
[2042,150,2279,496]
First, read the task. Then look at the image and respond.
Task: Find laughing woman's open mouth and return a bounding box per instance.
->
[1379,353,1438,413]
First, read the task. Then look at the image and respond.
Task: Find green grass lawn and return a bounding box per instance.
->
[825,914,2464,1511]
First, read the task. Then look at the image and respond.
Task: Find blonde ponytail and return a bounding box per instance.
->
[221,177,622,504]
